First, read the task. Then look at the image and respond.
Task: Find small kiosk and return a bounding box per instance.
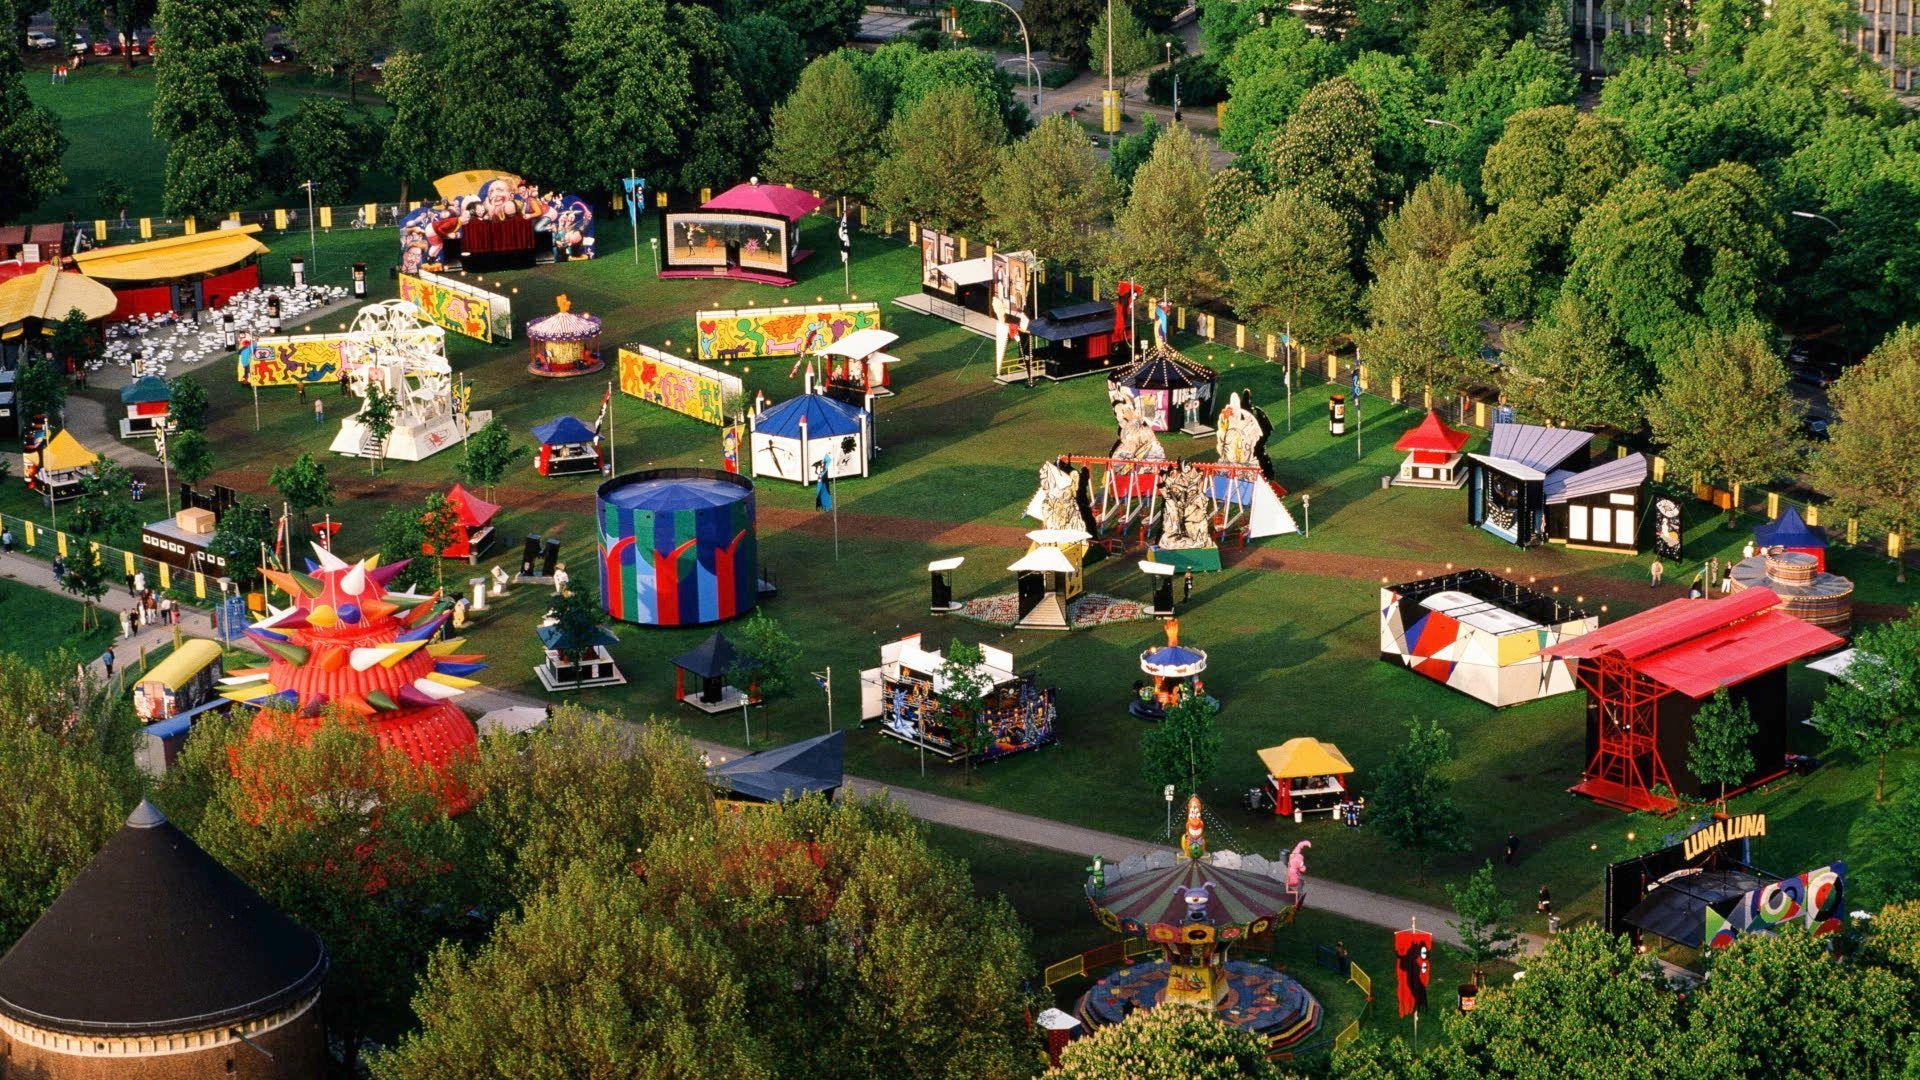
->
[1009,529,1089,631]
[1026,298,1132,380]
[671,630,752,713]
[534,619,626,691]
[117,376,171,439]
[1254,738,1354,821]
[532,415,602,476]
[861,633,1058,763]
[709,730,846,811]
[1391,410,1470,488]
[815,327,903,398]
[749,390,872,483]
[133,638,224,722]
[422,484,501,562]
[24,429,98,502]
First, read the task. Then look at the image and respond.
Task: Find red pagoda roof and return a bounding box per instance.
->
[1393,410,1471,455]
[1542,589,1841,698]
[445,484,500,528]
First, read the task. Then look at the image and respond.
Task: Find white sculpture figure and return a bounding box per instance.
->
[1157,462,1214,550]
[1026,460,1089,534]
[490,565,510,595]
[1111,398,1166,466]
[327,300,494,462]
[1215,389,1275,477]
[452,597,469,630]
[551,562,570,595]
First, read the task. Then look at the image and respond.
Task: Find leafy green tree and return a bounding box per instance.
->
[1445,860,1522,982]
[1370,717,1467,884]
[463,707,711,908]
[1104,123,1217,297]
[166,428,215,491]
[166,373,208,433]
[563,0,694,193]
[169,713,472,1073]
[1088,1,1157,100]
[1414,0,1512,78]
[1025,0,1102,65]
[666,4,764,189]
[1439,196,1578,328]
[0,45,66,225]
[96,178,134,222]
[1217,16,1341,154]
[1644,322,1801,491]
[888,46,1027,138]
[1260,75,1382,232]
[543,584,608,686]
[1139,693,1222,797]
[1812,610,1920,801]
[1358,252,1476,399]
[1810,325,1920,552]
[1847,766,1920,906]
[735,0,862,54]
[1499,292,1648,431]
[17,356,68,431]
[46,308,100,376]
[1107,116,1160,198]
[1200,162,1261,250]
[1366,176,1477,277]
[153,0,270,217]
[205,496,277,592]
[1222,191,1357,351]
[70,460,139,543]
[1055,1005,1283,1079]
[982,115,1114,268]
[734,610,801,699]
[456,417,529,502]
[1482,106,1638,209]
[376,51,445,202]
[359,384,398,475]
[59,546,111,629]
[871,85,1004,233]
[427,0,568,178]
[1688,689,1757,811]
[418,493,458,589]
[725,12,806,121]
[285,0,396,100]
[938,640,995,785]
[0,723,125,949]
[372,863,769,1080]
[763,52,882,197]
[268,451,334,534]
[373,507,436,594]
[1426,36,1577,196]
[263,97,379,203]
[1343,50,1439,200]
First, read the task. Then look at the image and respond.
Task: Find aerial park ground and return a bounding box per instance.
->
[16,208,1920,1041]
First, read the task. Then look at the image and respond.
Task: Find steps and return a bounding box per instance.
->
[360,431,387,459]
[1015,593,1070,630]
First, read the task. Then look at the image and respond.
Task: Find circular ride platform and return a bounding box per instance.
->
[1074,958,1322,1047]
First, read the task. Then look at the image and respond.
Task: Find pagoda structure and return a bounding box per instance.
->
[222,545,486,812]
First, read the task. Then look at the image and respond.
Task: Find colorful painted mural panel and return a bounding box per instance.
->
[694,303,882,361]
[616,344,744,427]
[398,270,512,343]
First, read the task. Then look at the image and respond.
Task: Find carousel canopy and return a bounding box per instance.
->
[756,393,866,440]
[0,265,117,327]
[1091,855,1298,934]
[708,730,846,803]
[1258,738,1353,780]
[1142,643,1207,672]
[119,375,172,405]
[1755,506,1826,549]
[1393,410,1470,455]
[702,182,823,222]
[0,801,326,1037]
[532,414,596,446]
[1112,343,1216,391]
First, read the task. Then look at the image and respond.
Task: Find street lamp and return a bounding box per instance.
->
[298,179,318,282]
[1791,209,1844,233]
[1421,117,1464,131]
[974,0,1040,116]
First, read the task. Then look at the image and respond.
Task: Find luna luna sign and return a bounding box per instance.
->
[1684,814,1767,861]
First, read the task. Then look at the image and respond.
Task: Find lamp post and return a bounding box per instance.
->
[299,180,318,282]
[974,0,1040,116]
[1164,784,1176,837]
[1790,209,1844,233]
[1420,117,1464,131]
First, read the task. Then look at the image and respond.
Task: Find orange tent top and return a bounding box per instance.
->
[1393,410,1471,455]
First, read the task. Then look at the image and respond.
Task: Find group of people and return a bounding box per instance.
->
[1649,540,1758,597]
[1332,795,1364,828]
[120,573,178,638]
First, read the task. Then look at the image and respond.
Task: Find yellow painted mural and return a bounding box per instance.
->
[695,302,881,361]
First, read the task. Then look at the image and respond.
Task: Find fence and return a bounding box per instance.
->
[0,508,230,610]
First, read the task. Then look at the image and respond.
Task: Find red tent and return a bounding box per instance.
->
[1393,411,1470,464]
[423,484,501,560]
[701,182,823,222]
[1542,589,1842,811]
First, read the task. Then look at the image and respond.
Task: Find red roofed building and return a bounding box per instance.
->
[1542,589,1843,812]
[1391,410,1471,488]
[422,484,500,562]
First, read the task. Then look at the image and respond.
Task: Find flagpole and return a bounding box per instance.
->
[630,171,640,267]
[824,666,834,732]
[831,472,839,561]
[607,380,617,474]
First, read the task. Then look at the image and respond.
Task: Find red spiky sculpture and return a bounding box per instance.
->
[223,545,485,813]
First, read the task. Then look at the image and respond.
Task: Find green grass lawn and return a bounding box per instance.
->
[0,572,116,663]
[14,217,1918,937]
[23,64,397,221]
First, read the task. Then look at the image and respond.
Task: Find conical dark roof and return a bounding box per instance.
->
[0,801,326,1036]
[708,730,846,803]
[1111,342,1216,391]
[672,631,748,680]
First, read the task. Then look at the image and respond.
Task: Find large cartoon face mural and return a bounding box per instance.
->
[397,181,595,270]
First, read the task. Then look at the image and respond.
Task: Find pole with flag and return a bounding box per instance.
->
[838,198,852,296]
[1283,323,1293,432]
[155,422,173,515]
[623,175,646,266]
[813,666,834,732]
[816,456,838,561]
[1351,362,1363,461]
[593,381,614,474]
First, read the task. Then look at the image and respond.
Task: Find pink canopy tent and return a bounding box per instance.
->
[701,183,824,222]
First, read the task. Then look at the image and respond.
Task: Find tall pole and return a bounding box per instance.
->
[824,666,834,733]
[303,181,318,280]
[1106,0,1115,149]
[630,170,641,266]
[976,0,1039,117]
[1284,323,1293,432]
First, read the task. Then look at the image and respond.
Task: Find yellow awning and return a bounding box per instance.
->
[433,170,521,201]
[136,639,223,691]
[37,430,98,472]
[1257,738,1354,779]
[0,266,117,327]
[71,225,268,284]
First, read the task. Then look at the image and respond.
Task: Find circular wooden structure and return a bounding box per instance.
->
[1728,549,1854,633]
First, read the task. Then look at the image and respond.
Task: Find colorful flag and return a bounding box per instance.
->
[592,382,612,444]
[815,458,833,511]
[838,207,850,264]
[622,177,646,232]
[1393,929,1433,1017]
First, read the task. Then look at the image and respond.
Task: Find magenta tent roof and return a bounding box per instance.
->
[701,183,823,222]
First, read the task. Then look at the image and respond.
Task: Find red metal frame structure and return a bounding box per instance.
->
[1542,588,1842,813]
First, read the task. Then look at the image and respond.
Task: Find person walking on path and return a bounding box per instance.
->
[101,647,115,680]
[1505,832,1520,865]
[1537,884,1552,916]
[1650,558,1663,587]
[132,569,146,597]
[2,527,13,554]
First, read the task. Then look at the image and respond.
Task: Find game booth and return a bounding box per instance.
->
[660,181,821,286]
[1023,296,1134,381]
[70,225,268,321]
[534,618,625,691]
[596,468,760,627]
[748,388,872,483]
[117,375,171,439]
[814,327,903,399]
[1250,738,1354,821]
[861,633,1058,763]
[1753,507,1828,570]
[902,227,996,330]
[1542,588,1844,812]
[532,415,602,477]
[398,171,597,273]
[1468,423,1649,551]
[1108,343,1218,435]
[1391,410,1471,488]
[709,730,846,812]
[140,485,237,576]
[1379,569,1597,707]
[525,296,603,377]
[1603,814,1844,952]
[23,429,98,502]
[421,484,500,563]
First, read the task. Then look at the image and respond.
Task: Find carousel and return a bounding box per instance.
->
[1078,797,1321,1048]
[1129,620,1214,720]
[525,294,604,377]
[1107,342,1218,435]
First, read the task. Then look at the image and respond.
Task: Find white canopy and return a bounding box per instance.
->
[818,328,900,360]
[1026,528,1092,545]
[938,257,994,286]
[1010,547,1078,574]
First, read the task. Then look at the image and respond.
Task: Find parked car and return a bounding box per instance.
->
[69,38,88,56]
[24,30,56,50]
[91,39,113,55]
[267,43,296,63]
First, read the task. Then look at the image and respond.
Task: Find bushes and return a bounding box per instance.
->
[1147,53,1226,106]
